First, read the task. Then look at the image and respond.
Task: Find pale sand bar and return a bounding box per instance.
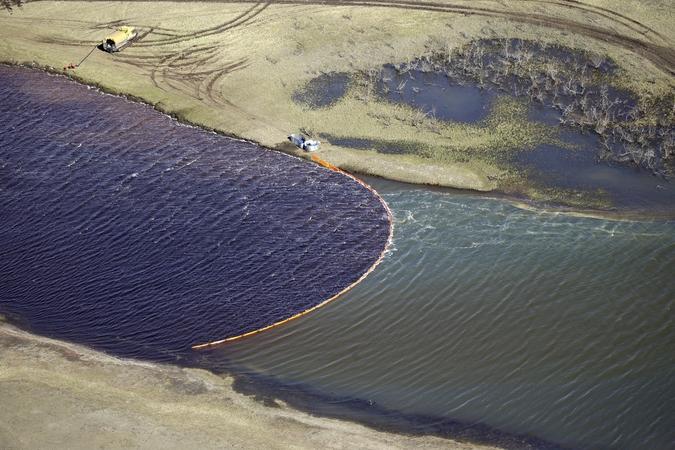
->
[0,321,501,450]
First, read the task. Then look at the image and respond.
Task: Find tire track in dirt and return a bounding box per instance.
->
[520,0,670,45]
[108,3,265,107]
[116,0,674,138]
[31,0,674,76]
[294,0,675,76]
[122,0,674,76]
[117,43,249,107]
[132,1,271,47]
[24,0,675,112]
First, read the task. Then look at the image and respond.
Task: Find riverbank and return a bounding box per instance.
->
[2,1,674,201]
[0,320,502,450]
[1,2,675,447]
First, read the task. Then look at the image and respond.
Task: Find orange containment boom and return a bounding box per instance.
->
[311,154,340,170]
[191,155,393,349]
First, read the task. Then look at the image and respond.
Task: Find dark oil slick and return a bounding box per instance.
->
[0,65,390,359]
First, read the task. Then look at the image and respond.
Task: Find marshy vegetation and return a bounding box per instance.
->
[337,39,675,180]
[1,0,21,12]
[292,72,351,109]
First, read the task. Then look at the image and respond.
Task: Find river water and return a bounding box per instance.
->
[1,65,674,449]
[0,65,390,356]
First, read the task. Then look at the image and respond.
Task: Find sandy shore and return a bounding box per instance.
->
[0,320,503,450]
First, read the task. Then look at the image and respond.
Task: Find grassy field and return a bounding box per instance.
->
[1,0,674,195]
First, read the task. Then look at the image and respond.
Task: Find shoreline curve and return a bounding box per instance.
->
[192,154,394,348]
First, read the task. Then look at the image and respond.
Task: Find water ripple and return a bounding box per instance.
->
[0,65,389,357]
[2,65,675,450]
[223,182,675,450]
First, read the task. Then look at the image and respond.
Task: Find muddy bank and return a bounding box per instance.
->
[0,321,502,450]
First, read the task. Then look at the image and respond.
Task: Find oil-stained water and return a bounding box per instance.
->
[0,65,390,357]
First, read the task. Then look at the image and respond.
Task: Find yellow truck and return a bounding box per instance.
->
[101,27,138,53]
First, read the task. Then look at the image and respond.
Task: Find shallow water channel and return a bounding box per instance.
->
[1,65,674,449]
[303,56,675,215]
[378,66,675,215]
